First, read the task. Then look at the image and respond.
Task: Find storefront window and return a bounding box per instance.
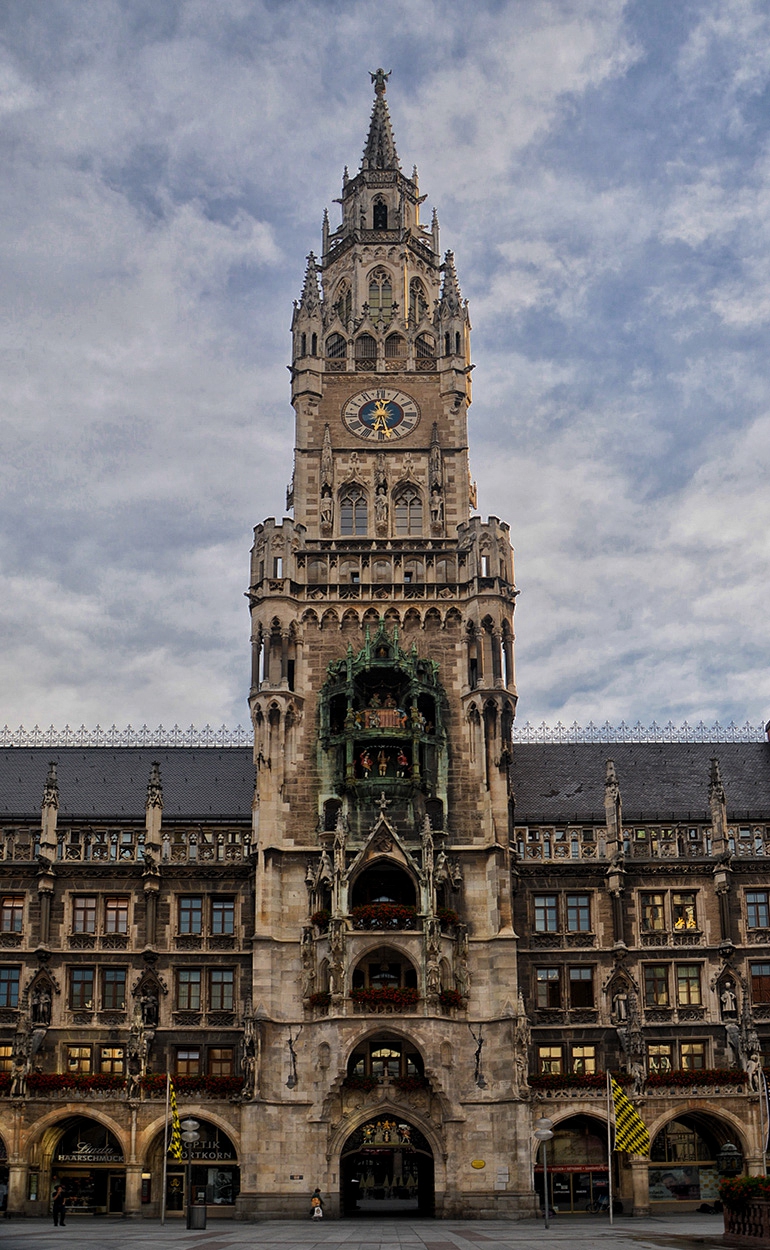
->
[649,1118,721,1204]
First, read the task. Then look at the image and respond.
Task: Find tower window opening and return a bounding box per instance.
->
[368,269,393,325]
[340,489,367,536]
[444,332,450,356]
[311,332,318,355]
[480,554,489,577]
[326,333,346,358]
[416,333,435,357]
[409,279,428,324]
[385,333,405,358]
[455,331,461,354]
[373,200,388,230]
[334,284,352,326]
[300,332,306,356]
[355,334,377,360]
[395,488,423,536]
[273,557,283,577]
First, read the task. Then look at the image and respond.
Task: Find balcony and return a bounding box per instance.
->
[350,987,420,1014]
[351,904,417,931]
[0,1072,245,1100]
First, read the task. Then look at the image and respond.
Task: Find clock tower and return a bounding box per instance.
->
[246,71,530,1218]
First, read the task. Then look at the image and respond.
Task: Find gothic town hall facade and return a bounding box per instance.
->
[1,73,769,1222]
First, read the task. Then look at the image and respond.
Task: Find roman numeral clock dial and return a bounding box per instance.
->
[342,388,420,441]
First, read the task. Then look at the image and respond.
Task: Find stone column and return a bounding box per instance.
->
[629,1155,650,1216]
[6,1161,29,1216]
[123,1164,143,1218]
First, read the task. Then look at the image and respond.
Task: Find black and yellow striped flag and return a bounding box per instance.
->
[611,1076,650,1155]
[168,1078,183,1159]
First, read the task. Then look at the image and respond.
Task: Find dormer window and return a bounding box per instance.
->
[373,199,388,230]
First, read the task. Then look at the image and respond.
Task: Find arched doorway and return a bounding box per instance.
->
[535,1115,610,1214]
[341,1116,434,1217]
[648,1113,741,1208]
[47,1117,125,1215]
[145,1119,240,1218]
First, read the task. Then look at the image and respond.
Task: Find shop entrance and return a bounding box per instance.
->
[155,1120,240,1217]
[648,1115,736,1207]
[340,1117,434,1217]
[50,1118,125,1216]
[535,1115,613,1215]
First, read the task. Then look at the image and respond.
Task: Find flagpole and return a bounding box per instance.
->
[161,1071,170,1225]
[606,1071,614,1226]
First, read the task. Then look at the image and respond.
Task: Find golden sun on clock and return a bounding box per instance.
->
[341,388,421,441]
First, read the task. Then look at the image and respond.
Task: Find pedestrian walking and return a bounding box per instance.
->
[310,1187,324,1219]
[52,1184,67,1227]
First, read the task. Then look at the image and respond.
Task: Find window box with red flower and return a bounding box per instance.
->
[351,904,417,930]
[350,986,419,1009]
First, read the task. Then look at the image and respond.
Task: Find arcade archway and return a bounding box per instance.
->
[145,1118,240,1217]
[45,1117,125,1216]
[535,1114,611,1214]
[341,1115,434,1217]
[648,1112,744,1207]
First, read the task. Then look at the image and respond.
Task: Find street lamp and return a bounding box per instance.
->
[180,1117,201,1229]
[534,1117,554,1229]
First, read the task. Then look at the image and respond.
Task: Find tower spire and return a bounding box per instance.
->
[362,68,400,171]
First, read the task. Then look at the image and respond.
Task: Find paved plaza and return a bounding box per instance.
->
[0,1214,728,1250]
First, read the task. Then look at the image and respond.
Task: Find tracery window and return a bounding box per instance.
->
[340,488,368,536]
[333,283,352,326]
[368,269,393,325]
[373,199,388,230]
[394,488,422,535]
[409,279,428,323]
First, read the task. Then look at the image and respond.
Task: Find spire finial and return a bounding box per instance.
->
[362,71,400,171]
[370,68,391,95]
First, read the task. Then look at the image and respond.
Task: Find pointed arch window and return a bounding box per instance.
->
[394,488,423,536]
[385,333,405,358]
[409,279,428,324]
[355,334,376,360]
[333,283,352,327]
[326,333,346,358]
[368,269,393,325]
[416,333,435,357]
[373,199,388,230]
[340,488,368,536]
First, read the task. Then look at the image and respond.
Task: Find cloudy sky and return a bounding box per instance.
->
[2,0,769,736]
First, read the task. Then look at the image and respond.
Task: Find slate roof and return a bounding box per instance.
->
[510,742,770,824]
[3,742,769,826]
[0,749,255,821]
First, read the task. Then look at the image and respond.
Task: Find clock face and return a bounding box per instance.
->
[342,388,420,441]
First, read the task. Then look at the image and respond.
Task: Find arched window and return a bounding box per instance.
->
[326,332,346,358]
[334,283,352,326]
[455,331,461,354]
[373,199,388,230]
[311,332,317,355]
[395,488,423,536]
[340,488,367,536]
[368,269,393,325]
[416,333,435,357]
[444,332,450,356]
[409,279,428,324]
[373,559,391,582]
[385,333,405,358]
[355,334,377,360]
[300,332,306,356]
